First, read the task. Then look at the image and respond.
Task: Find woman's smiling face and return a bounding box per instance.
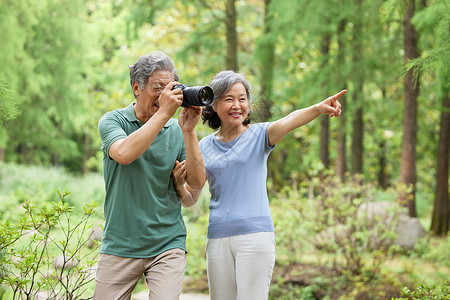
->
[212,82,249,128]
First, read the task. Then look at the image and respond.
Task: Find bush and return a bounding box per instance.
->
[392,281,450,300]
[0,191,99,299]
[273,173,402,276]
[0,162,105,215]
[270,171,411,298]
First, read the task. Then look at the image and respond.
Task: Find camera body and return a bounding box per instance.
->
[172,84,214,107]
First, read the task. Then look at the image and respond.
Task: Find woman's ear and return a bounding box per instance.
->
[211,101,217,112]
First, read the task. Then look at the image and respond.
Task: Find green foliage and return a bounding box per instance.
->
[183,213,208,290]
[0,162,105,219]
[0,78,19,124]
[0,163,449,298]
[269,281,319,300]
[0,0,449,294]
[411,235,450,277]
[0,78,19,154]
[409,0,450,86]
[393,281,450,300]
[182,185,210,289]
[0,0,445,216]
[270,170,420,298]
[274,172,401,275]
[0,192,99,299]
[0,0,93,171]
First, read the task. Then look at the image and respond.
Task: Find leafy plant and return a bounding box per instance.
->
[0,191,99,299]
[392,281,450,300]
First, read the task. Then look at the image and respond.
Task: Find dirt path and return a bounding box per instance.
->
[132,292,210,300]
[180,294,210,300]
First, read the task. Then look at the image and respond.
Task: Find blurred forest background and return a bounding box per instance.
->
[0,0,449,299]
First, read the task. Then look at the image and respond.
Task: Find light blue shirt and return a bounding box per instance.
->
[199,122,275,239]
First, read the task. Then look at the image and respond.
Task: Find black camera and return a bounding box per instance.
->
[172,84,214,107]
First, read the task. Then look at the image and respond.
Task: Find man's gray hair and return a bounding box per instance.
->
[209,70,252,104]
[129,51,178,93]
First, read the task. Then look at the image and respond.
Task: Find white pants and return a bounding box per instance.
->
[206,232,276,300]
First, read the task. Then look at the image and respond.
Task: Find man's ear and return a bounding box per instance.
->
[132,81,141,98]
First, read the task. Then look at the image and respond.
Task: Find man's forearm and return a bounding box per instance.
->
[110,111,171,165]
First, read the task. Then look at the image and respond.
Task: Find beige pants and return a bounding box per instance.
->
[93,248,186,300]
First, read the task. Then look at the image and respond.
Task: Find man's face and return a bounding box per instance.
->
[133,70,175,117]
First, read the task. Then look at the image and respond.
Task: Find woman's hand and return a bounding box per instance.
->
[316,90,346,117]
[171,160,202,208]
[172,160,187,189]
[178,106,202,132]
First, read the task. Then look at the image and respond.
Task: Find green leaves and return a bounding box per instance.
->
[0,190,100,299]
[83,200,99,216]
[395,281,450,300]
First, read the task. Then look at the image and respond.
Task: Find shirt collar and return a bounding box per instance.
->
[123,103,138,122]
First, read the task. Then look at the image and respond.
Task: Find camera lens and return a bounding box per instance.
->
[198,87,214,106]
[172,84,214,107]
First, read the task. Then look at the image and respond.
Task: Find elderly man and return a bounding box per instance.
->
[94,51,205,300]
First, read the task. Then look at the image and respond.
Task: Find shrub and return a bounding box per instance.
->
[273,172,402,277]
[392,281,450,300]
[0,191,99,299]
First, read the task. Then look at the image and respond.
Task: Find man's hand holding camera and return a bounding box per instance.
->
[157,82,184,118]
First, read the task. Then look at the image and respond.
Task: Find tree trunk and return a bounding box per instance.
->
[430,93,450,235]
[255,0,274,122]
[225,0,238,71]
[378,139,388,189]
[320,33,331,168]
[336,19,347,182]
[399,0,420,217]
[351,3,364,175]
[377,88,389,189]
[351,81,364,174]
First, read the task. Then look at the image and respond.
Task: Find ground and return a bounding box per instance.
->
[132,292,210,300]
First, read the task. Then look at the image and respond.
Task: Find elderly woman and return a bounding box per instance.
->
[172,70,345,300]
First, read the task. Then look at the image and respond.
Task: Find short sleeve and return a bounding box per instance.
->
[262,122,276,151]
[178,139,186,162]
[98,112,127,158]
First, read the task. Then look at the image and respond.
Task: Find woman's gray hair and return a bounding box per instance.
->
[129,51,178,95]
[209,70,252,104]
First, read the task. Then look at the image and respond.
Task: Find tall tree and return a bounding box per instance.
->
[350,0,364,175]
[0,1,36,163]
[408,0,450,235]
[336,18,348,182]
[431,92,450,235]
[399,0,420,217]
[320,33,331,168]
[225,0,238,71]
[169,0,248,74]
[254,0,275,122]
[176,0,241,72]
[0,0,91,170]
[429,15,450,236]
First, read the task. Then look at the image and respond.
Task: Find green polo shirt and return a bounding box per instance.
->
[98,103,186,258]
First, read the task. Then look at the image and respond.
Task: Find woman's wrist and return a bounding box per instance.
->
[312,103,322,115]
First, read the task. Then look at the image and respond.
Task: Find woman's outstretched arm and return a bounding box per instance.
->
[267,90,346,146]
